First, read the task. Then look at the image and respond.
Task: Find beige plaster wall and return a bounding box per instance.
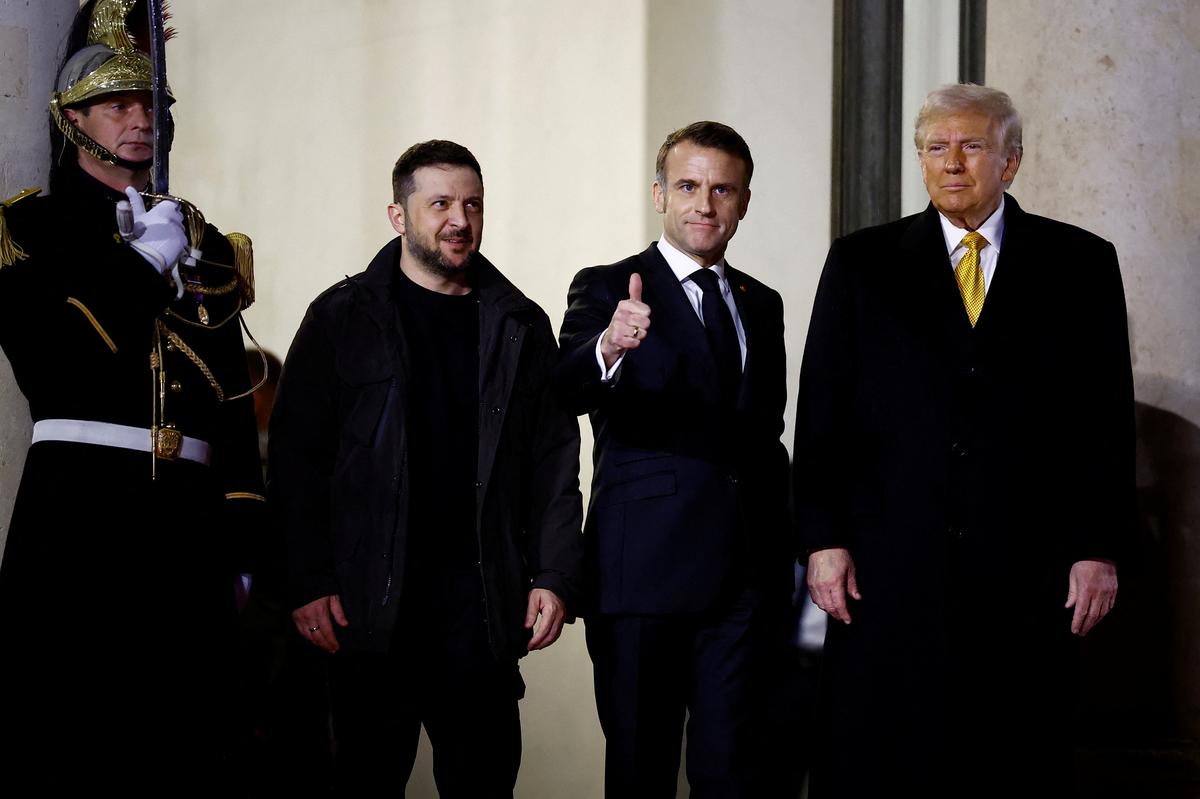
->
[169,0,650,364]
[0,0,84,555]
[165,1,831,796]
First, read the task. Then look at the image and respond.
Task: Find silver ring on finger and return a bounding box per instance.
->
[308,625,320,633]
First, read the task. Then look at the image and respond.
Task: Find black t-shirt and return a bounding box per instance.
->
[393,267,480,582]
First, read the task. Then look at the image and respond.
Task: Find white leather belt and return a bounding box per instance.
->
[31,419,211,465]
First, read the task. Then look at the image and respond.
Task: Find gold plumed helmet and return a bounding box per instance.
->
[49,0,174,168]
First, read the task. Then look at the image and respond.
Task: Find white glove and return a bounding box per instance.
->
[123,186,187,276]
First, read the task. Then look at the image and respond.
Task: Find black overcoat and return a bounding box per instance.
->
[794,196,1135,795]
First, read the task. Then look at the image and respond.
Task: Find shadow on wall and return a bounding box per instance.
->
[1076,400,1200,798]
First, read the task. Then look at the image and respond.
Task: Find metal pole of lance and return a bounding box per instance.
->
[147,0,170,194]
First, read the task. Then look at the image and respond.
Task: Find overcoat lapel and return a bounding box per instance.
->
[972,193,1027,339]
[898,204,973,358]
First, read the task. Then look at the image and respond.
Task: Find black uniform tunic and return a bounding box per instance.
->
[0,168,265,785]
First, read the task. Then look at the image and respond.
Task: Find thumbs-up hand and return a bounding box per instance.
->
[600,273,652,369]
[628,272,643,304]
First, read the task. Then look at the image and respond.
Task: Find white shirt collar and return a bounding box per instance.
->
[656,236,728,284]
[937,195,1006,256]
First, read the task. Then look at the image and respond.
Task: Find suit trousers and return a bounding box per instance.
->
[586,586,765,799]
[327,569,523,798]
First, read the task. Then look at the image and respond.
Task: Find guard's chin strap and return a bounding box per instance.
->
[114,155,153,172]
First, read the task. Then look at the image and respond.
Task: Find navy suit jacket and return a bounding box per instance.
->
[557,243,793,616]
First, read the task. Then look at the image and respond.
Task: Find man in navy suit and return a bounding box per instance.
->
[557,122,793,797]
[796,85,1134,797]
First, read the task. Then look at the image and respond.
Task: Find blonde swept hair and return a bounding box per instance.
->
[914,84,1023,156]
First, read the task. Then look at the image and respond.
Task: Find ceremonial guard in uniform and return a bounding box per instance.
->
[0,1,265,788]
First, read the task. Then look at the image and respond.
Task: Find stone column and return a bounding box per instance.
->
[989,0,1200,784]
[0,1,79,556]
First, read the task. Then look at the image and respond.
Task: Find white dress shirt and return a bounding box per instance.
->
[596,237,748,380]
[937,195,1006,295]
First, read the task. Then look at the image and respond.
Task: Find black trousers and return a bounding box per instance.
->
[328,570,523,798]
[586,587,767,799]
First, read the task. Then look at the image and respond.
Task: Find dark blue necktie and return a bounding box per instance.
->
[689,268,742,405]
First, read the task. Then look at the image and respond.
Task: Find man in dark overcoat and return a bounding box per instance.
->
[796,84,1134,797]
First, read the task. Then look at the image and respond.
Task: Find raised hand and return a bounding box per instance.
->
[599,273,652,370]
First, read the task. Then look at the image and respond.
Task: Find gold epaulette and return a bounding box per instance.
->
[0,187,41,269]
[225,232,255,308]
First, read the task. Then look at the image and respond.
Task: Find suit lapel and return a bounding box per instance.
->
[724,262,754,349]
[723,263,758,408]
[636,245,712,365]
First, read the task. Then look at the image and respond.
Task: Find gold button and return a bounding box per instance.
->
[166,342,176,352]
[169,380,182,393]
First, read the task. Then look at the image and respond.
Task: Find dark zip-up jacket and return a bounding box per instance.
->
[270,238,583,660]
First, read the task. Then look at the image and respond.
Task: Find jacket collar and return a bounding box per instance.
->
[358,236,537,326]
[995,192,1027,245]
[55,163,130,205]
[901,192,1026,255]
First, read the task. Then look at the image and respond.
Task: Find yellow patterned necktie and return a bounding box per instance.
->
[955,231,989,327]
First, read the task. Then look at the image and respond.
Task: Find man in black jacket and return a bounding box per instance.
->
[270,140,583,797]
